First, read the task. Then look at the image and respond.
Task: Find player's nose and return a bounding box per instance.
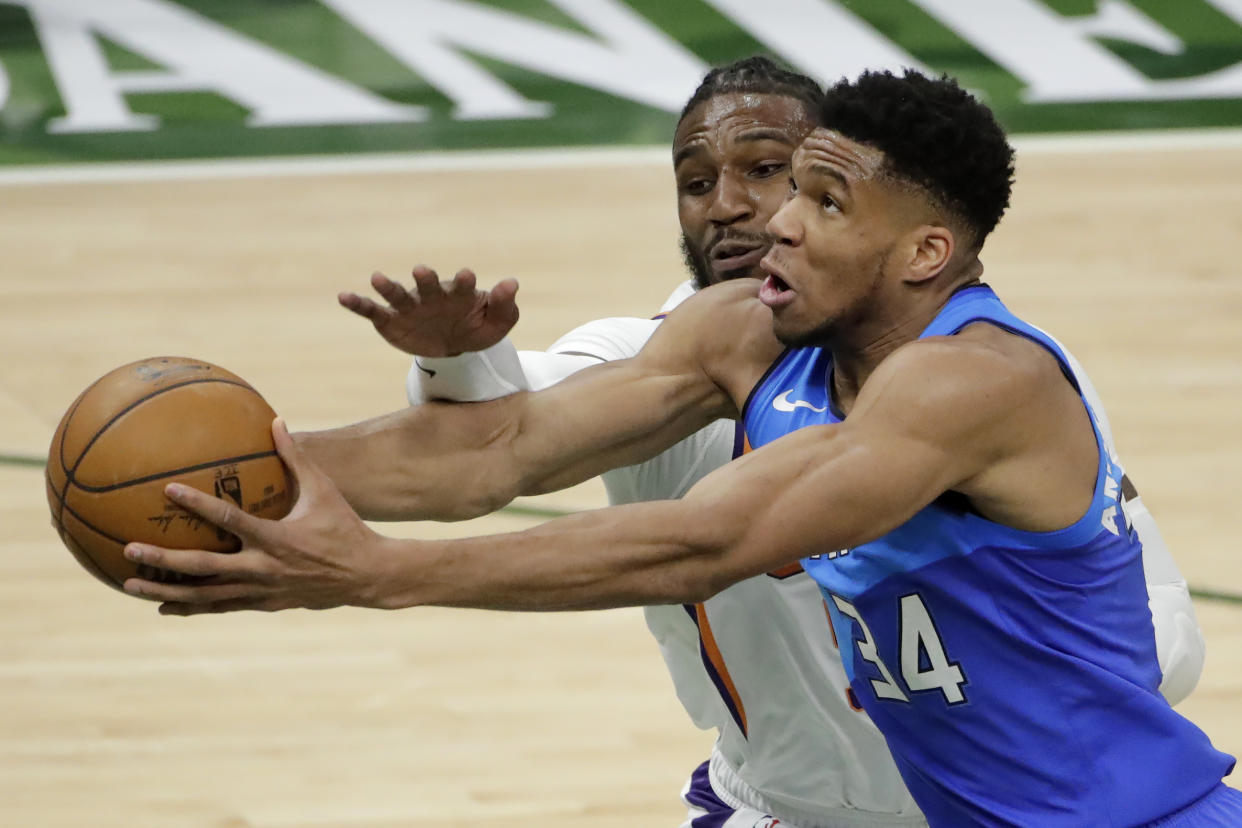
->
[706,173,754,225]
[766,198,801,246]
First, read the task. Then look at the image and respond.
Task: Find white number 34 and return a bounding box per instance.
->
[832,593,968,705]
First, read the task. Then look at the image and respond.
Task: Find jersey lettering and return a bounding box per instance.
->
[899,593,968,705]
[831,594,908,702]
[834,593,970,706]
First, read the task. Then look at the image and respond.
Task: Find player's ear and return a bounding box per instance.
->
[903,224,954,285]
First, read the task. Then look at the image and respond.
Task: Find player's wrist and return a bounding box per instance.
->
[407,339,527,404]
[359,535,436,610]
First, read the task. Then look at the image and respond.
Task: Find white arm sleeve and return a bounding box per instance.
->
[405,317,662,405]
[1127,494,1205,706]
[406,340,530,404]
[1052,336,1205,705]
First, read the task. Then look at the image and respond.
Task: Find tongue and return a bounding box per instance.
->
[759,275,791,306]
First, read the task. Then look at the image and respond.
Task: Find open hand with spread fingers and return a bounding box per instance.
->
[122,419,396,615]
[338,265,520,357]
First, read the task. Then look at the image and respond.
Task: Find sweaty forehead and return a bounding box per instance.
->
[674,93,812,158]
[793,128,886,183]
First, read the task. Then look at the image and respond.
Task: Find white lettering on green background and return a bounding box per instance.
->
[13,0,422,133]
[703,0,926,81]
[911,0,1242,102]
[322,0,706,118]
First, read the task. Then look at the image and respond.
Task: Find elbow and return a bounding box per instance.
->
[656,533,752,606]
[433,462,522,522]
[438,489,514,522]
[657,563,741,606]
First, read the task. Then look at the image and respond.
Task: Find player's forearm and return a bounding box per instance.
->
[295,405,522,522]
[370,499,747,611]
[367,429,879,611]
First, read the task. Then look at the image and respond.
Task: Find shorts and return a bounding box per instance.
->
[1144,783,1242,826]
[679,761,795,828]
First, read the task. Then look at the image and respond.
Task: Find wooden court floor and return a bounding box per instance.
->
[1,138,1240,826]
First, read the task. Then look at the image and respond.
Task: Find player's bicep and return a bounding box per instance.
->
[674,421,960,589]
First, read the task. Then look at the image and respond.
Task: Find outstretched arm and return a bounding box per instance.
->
[297,283,760,522]
[121,330,1081,616]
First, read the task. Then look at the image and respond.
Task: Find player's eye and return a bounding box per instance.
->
[681,178,713,196]
[821,194,839,212]
[752,162,786,178]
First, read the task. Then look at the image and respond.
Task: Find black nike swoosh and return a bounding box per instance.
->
[416,361,436,378]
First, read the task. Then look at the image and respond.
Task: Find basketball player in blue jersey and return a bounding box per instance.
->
[124,69,1241,825]
[343,58,1203,826]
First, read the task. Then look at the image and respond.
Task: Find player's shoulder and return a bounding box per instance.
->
[666,279,778,354]
[663,279,769,333]
[865,324,1060,423]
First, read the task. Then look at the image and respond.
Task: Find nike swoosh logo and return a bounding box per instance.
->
[416,361,436,378]
[772,390,827,414]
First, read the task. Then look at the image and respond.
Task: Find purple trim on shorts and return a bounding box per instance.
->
[684,761,737,828]
[732,421,746,459]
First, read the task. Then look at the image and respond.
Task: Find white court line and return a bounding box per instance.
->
[2,127,1242,187]
[0,144,671,186]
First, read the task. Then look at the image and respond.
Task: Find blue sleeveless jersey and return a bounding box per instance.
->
[742,285,1234,826]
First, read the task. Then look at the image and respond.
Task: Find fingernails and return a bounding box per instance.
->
[125,543,145,561]
[123,579,144,596]
[165,483,185,498]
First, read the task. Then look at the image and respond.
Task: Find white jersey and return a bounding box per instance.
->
[408,281,1204,827]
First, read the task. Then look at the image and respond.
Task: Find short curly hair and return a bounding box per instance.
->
[679,56,823,126]
[818,69,1015,249]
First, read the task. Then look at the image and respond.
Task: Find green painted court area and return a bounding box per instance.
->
[2,0,1242,165]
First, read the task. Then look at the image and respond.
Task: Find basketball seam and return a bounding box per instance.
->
[61,498,136,547]
[71,449,279,493]
[51,390,90,531]
[61,377,259,503]
[58,502,126,588]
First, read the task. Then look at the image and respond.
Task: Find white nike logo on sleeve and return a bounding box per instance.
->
[772,390,828,413]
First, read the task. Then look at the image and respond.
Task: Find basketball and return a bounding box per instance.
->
[45,356,293,594]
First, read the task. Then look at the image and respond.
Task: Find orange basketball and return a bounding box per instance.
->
[46,356,293,594]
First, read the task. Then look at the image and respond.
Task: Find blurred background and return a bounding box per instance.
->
[2,2,1241,826]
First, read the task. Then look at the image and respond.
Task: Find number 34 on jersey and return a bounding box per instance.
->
[829,592,970,706]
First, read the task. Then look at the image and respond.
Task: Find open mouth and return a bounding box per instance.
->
[758,254,795,308]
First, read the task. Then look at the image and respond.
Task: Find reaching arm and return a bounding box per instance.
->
[121,329,1086,616]
[405,317,661,404]
[297,287,755,522]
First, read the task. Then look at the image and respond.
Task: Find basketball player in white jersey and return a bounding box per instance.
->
[338,59,1205,828]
